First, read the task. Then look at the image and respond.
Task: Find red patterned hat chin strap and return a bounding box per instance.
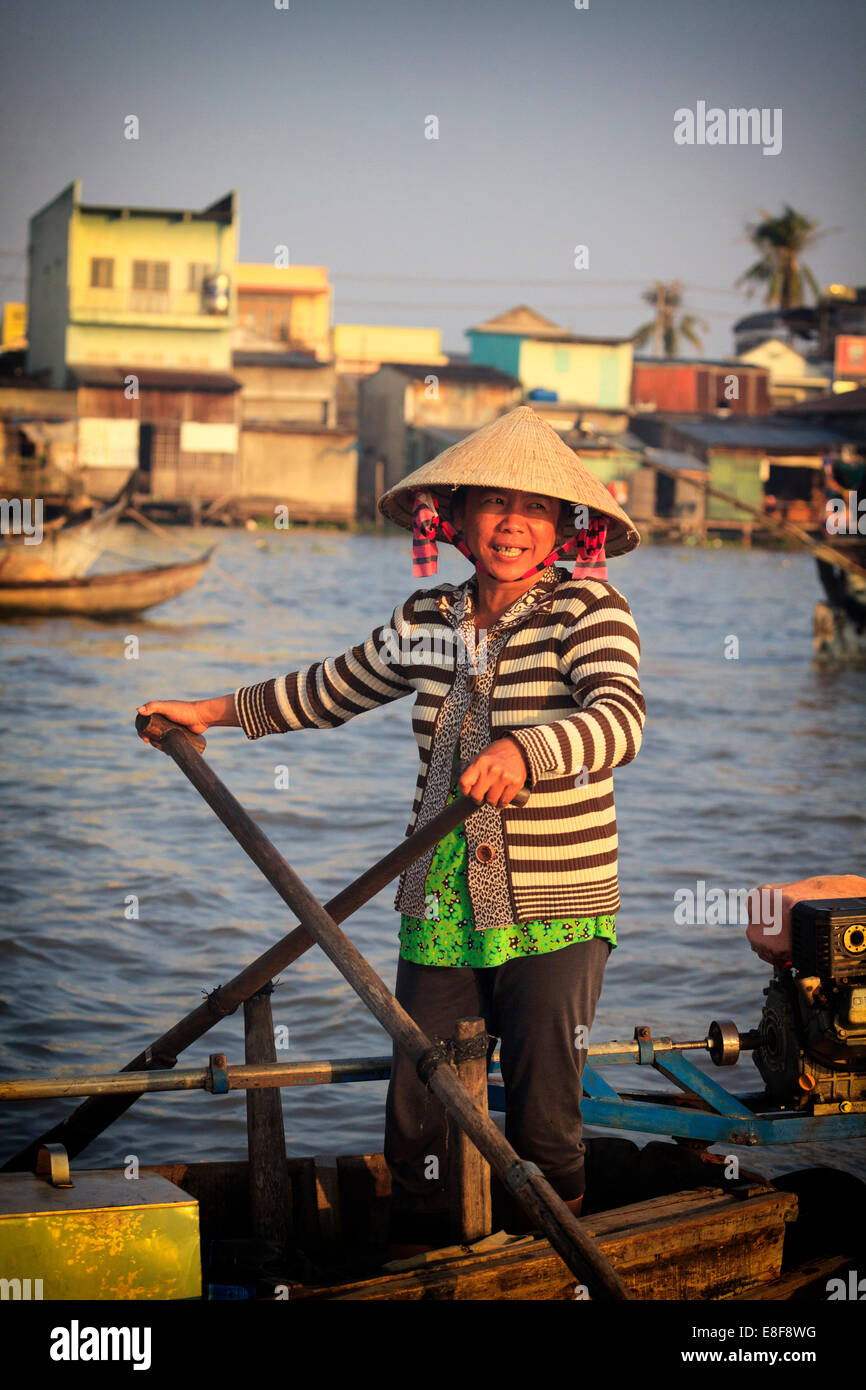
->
[411,490,608,581]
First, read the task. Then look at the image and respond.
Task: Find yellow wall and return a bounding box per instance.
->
[518,338,633,408]
[738,339,830,403]
[66,323,231,371]
[236,263,331,359]
[739,339,806,380]
[2,303,27,348]
[69,210,235,297]
[237,264,329,291]
[332,324,447,372]
[65,205,236,372]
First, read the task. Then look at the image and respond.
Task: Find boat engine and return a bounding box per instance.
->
[754,898,866,1109]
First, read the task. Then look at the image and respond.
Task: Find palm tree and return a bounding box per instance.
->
[632,281,708,357]
[736,206,829,309]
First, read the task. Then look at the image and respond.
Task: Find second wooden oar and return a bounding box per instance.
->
[3,715,523,1172]
[136,713,627,1298]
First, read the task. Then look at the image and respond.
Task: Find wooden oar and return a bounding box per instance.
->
[3,715,522,1172]
[129,715,628,1299]
[19,713,624,1297]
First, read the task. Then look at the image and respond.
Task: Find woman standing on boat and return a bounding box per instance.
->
[138,406,646,1257]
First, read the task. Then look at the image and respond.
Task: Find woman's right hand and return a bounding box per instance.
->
[137,700,210,737]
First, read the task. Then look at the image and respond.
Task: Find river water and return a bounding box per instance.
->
[1,525,865,1187]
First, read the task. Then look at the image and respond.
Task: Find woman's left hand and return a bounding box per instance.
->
[458,737,529,808]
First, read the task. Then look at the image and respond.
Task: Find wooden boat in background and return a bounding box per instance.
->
[814,543,866,663]
[0,473,137,581]
[0,546,215,616]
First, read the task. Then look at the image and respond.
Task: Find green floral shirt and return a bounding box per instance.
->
[399,757,617,968]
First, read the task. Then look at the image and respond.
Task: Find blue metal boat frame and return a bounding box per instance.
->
[485,1028,866,1146]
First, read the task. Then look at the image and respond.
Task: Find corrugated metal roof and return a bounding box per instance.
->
[778,387,866,414]
[77,191,234,224]
[641,445,709,472]
[636,411,856,450]
[232,351,328,369]
[732,310,793,332]
[242,421,354,437]
[381,362,521,386]
[633,356,766,371]
[571,429,650,453]
[69,365,241,392]
[530,333,631,346]
[653,416,846,450]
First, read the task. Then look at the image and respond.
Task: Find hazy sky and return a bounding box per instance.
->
[2,0,864,358]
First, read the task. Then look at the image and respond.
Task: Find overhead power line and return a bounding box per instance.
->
[334,297,739,319]
[331,272,743,297]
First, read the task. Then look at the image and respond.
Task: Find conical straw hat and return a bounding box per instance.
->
[378,405,640,556]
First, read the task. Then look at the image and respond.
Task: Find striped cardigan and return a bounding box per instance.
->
[234,564,645,928]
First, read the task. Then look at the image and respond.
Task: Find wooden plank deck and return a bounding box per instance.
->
[282,1185,797,1301]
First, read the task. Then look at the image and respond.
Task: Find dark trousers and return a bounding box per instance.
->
[384,937,611,1242]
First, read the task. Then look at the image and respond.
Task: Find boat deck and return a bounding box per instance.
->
[143,1138,861,1300]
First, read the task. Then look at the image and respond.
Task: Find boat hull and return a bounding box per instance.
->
[0,548,214,616]
[814,550,866,664]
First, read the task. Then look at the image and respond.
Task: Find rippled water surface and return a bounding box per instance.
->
[1,526,864,1185]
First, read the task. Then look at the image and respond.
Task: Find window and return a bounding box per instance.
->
[132,260,169,292]
[187,262,211,292]
[554,347,570,373]
[90,257,114,288]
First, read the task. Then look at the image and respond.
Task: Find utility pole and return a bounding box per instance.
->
[652,282,667,357]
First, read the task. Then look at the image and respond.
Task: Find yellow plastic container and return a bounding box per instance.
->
[0,1166,201,1300]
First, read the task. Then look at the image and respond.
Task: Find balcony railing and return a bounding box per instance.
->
[69,288,230,320]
